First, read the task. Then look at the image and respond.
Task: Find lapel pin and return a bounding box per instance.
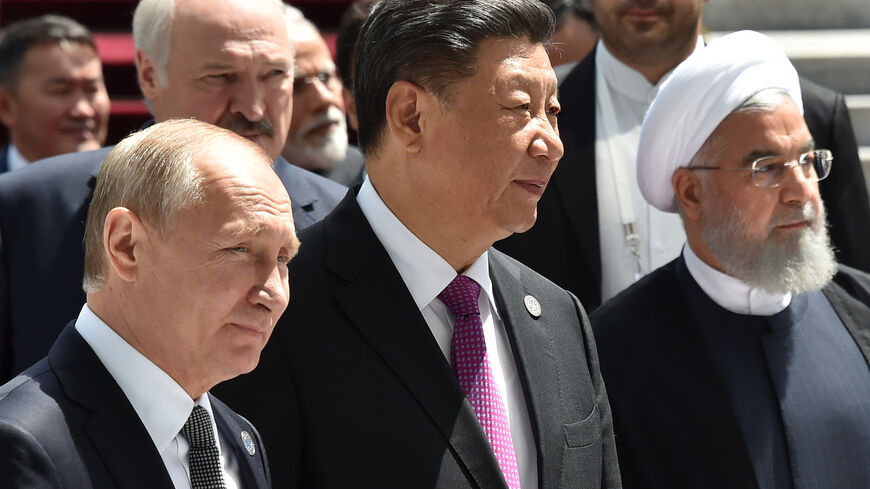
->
[523,295,541,318]
[240,431,256,456]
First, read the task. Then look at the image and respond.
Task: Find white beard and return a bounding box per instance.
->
[701,195,837,294]
[283,105,349,170]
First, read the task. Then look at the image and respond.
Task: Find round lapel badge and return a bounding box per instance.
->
[524,295,542,318]
[241,431,256,456]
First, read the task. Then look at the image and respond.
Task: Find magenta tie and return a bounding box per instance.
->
[439,275,522,489]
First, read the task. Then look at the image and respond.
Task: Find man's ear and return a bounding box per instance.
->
[103,207,148,283]
[384,80,426,154]
[0,86,19,130]
[673,168,704,222]
[136,49,163,102]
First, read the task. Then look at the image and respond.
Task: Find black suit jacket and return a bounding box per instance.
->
[213,189,622,489]
[0,147,345,383]
[590,259,870,489]
[495,49,870,311]
[0,324,271,488]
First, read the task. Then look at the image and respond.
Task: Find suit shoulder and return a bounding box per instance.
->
[800,76,839,106]
[0,360,68,430]
[284,163,347,201]
[827,265,870,302]
[489,248,572,297]
[0,148,109,201]
[591,261,680,336]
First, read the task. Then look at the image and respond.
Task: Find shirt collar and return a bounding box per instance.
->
[75,305,222,454]
[7,144,29,171]
[596,36,705,104]
[356,178,500,318]
[683,243,791,316]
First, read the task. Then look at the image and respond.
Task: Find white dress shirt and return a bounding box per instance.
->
[7,144,29,172]
[75,304,244,489]
[595,37,705,303]
[357,178,539,489]
[683,243,791,315]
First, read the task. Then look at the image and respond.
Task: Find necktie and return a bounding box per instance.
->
[180,405,227,489]
[439,275,522,489]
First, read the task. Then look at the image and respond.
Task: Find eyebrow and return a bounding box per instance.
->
[741,139,816,166]
[504,75,558,98]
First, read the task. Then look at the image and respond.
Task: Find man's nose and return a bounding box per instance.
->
[779,162,817,206]
[230,78,266,122]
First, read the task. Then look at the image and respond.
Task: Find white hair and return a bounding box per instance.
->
[133,0,174,86]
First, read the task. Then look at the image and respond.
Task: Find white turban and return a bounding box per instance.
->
[637,30,803,212]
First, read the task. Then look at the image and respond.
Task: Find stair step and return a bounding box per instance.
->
[703,0,870,31]
[707,30,870,95]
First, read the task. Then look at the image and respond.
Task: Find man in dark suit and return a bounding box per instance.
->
[0,0,346,383]
[496,0,870,311]
[213,1,621,488]
[592,31,870,489]
[0,119,299,488]
[0,15,110,173]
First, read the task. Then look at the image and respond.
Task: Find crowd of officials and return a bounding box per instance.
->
[0,0,869,488]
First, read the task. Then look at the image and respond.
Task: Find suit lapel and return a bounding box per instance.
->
[325,193,507,489]
[554,50,601,285]
[50,324,175,489]
[487,252,560,489]
[211,395,270,489]
[274,157,320,230]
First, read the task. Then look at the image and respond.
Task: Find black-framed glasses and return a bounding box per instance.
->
[688,149,833,188]
[293,71,340,92]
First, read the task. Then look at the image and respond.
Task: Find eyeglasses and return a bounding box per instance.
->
[688,149,833,188]
[293,71,341,93]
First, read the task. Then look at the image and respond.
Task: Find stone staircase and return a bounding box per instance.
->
[703,0,870,190]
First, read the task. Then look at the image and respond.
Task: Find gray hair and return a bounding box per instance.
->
[133,0,174,86]
[82,119,269,293]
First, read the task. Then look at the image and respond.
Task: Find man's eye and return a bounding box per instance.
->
[277,255,290,264]
[232,246,249,253]
[755,164,777,174]
[515,103,530,111]
[548,105,561,117]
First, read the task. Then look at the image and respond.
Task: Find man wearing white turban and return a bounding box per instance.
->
[591,30,870,489]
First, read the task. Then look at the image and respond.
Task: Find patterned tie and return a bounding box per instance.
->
[180,405,227,489]
[439,275,522,489]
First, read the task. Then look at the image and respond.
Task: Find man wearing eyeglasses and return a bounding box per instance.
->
[281,6,365,186]
[591,31,870,489]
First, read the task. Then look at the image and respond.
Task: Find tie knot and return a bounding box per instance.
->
[438,275,482,319]
[181,405,217,449]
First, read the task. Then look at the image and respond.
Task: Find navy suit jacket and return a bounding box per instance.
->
[0,147,346,382]
[0,323,272,489]
[495,48,870,311]
[213,189,622,489]
[0,146,8,174]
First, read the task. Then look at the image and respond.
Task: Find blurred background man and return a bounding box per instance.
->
[282,5,364,186]
[0,15,109,173]
[541,0,598,81]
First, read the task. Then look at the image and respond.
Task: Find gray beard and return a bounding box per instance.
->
[701,197,837,294]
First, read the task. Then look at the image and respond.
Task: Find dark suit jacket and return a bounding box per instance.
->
[213,189,622,489]
[0,323,271,489]
[590,258,870,489]
[0,147,346,383]
[0,146,8,174]
[495,48,870,311]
